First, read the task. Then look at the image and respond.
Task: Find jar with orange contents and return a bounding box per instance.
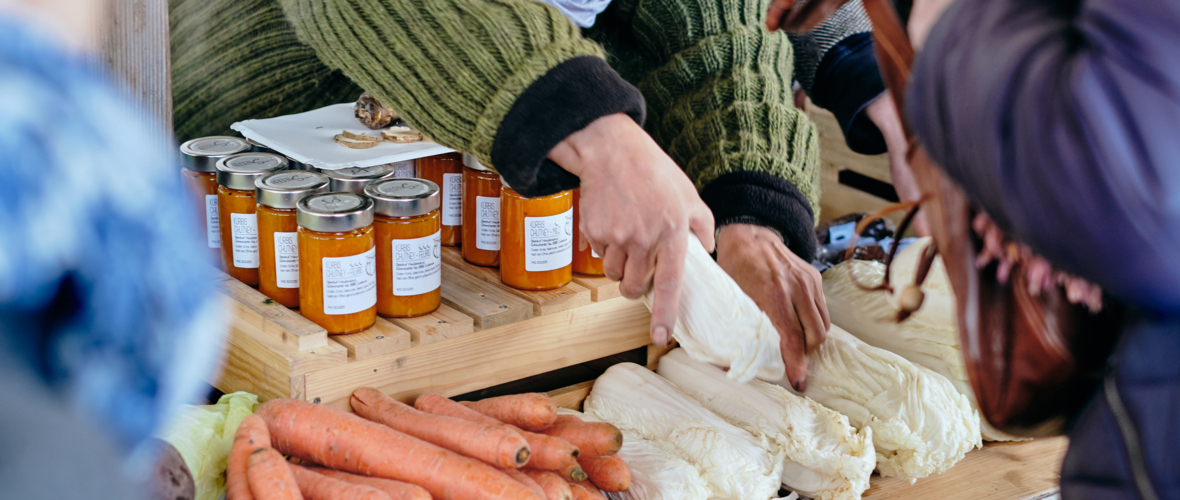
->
[255,171,330,308]
[571,189,605,276]
[323,164,397,194]
[297,193,377,334]
[180,136,249,267]
[461,154,501,267]
[365,179,442,317]
[216,152,287,286]
[500,182,573,290]
[416,152,463,246]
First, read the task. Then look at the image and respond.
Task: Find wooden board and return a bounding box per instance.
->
[864,438,1068,499]
[442,247,592,315]
[572,274,621,302]
[388,303,475,345]
[332,319,413,361]
[548,380,594,411]
[440,264,533,330]
[218,273,328,351]
[304,298,651,410]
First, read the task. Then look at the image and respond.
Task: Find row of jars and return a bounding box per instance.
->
[179,136,603,333]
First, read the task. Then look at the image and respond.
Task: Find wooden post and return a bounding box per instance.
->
[99,0,173,142]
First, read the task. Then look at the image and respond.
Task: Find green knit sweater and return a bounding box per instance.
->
[171,0,820,213]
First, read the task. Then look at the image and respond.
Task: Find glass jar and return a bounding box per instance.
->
[366,179,442,318]
[416,152,463,246]
[297,193,377,334]
[323,164,397,194]
[180,136,250,267]
[461,154,502,267]
[247,138,275,154]
[386,159,416,178]
[216,153,288,286]
[571,189,604,276]
[255,171,331,308]
[500,185,573,290]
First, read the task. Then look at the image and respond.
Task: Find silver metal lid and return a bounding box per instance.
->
[180,136,250,172]
[365,178,440,217]
[216,153,289,190]
[286,157,321,173]
[247,139,274,154]
[323,165,397,194]
[297,193,375,233]
[256,171,331,209]
[462,153,493,172]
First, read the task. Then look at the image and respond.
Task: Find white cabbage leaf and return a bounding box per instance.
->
[585,363,784,500]
[641,234,784,382]
[823,238,1021,441]
[656,349,875,500]
[780,326,981,481]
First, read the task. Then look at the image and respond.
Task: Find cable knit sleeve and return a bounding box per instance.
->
[276,0,645,196]
[589,0,821,259]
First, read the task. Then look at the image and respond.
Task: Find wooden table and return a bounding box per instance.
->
[863,438,1068,499]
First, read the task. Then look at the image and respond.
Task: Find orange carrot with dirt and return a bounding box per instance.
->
[247,448,303,500]
[578,454,630,492]
[522,469,573,500]
[228,415,271,500]
[257,398,541,500]
[570,480,607,500]
[351,387,531,468]
[460,393,558,431]
[288,464,389,500]
[552,414,582,426]
[540,421,622,458]
[303,467,430,500]
[415,393,584,478]
[500,467,546,498]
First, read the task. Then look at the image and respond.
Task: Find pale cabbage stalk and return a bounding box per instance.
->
[823,238,1021,442]
[641,234,784,382]
[656,349,875,500]
[781,326,981,482]
[585,363,784,500]
[559,409,711,500]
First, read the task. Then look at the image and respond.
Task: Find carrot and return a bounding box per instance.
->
[351,387,530,468]
[552,414,582,425]
[500,467,546,498]
[288,464,389,500]
[522,470,573,500]
[460,393,558,431]
[570,480,607,500]
[257,398,541,500]
[303,467,430,500]
[228,414,271,500]
[416,394,584,478]
[540,421,622,458]
[579,454,630,492]
[246,448,303,500]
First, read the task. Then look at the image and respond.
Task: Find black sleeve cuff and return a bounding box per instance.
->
[700,171,818,261]
[490,56,646,197]
[809,32,888,155]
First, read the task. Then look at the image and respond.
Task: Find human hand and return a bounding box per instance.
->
[548,113,716,345]
[864,93,929,236]
[715,223,829,390]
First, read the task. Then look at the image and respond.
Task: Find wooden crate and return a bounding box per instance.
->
[210,246,651,412]
[806,103,906,226]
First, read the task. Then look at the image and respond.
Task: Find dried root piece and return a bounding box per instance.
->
[341,130,382,142]
[334,134,381,149]
[354,92,398,129]
[382,126,424,144]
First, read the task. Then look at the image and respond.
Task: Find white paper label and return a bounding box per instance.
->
[273,232,299,288]
[230,213,259,268]
[392,232,442,296]
[205,195,220,248]
[322,248,377,315]
[442,173,462,226]
[525,209,574,272]
[390,160,415,178]
[475,196,500,251]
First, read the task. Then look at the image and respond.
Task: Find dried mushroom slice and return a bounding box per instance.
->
[341,130,382,142]
[334,134,381,149]
[382,126,424,144]
[354,92,399,129]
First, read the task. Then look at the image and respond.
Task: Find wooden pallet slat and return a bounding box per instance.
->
[441,247,592,315]
[218,273,328,351]
[388,303,475,345]
[304,298,651,411]
[571,274,621,302]
[863,438,1068,500]
[440,264,534,330]
[333,318,414,360]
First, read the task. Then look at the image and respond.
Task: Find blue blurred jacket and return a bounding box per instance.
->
[0,19,224,456]
[908,1,1180,497]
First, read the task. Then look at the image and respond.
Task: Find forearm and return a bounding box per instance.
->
[908,0,1180,310]
[277,0,643,197]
